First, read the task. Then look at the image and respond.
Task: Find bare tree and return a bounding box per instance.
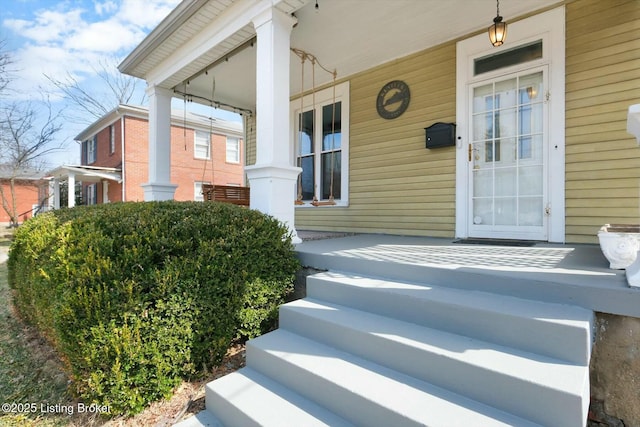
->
[0,39,15,97]
[45,56,146,124]
[0,100,64,225]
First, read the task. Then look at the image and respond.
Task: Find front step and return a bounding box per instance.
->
[306,272,594,365]
[245,330,540,427]
[279,298,589,426]
[205,367,354,427]
[177,271,593,427]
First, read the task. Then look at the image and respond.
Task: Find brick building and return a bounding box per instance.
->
[48,105,244,207]
[0,165,47,225]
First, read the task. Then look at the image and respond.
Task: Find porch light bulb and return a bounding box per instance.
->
[488,0,507,47]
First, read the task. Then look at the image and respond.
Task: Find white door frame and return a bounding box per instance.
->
[455,6,565,242]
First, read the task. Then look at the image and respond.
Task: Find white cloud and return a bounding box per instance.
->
[65,19,144,53]
[4,8,85,45]
[8,43,102,101]
[94,1,118,15]
[117,0,180,29]
[1,0,184,167]
[3,0,181,102]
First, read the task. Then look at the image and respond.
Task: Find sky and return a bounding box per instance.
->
[1,0,240,167]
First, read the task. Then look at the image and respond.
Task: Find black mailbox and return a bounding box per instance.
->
[425,122,456,149]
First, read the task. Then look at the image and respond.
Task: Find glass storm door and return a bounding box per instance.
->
[469,69,547,240]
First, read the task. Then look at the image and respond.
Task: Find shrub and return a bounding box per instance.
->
[8,201,299,415]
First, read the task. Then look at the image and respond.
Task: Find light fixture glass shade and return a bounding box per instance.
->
[489,17,507,46]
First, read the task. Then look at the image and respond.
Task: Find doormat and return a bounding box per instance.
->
[452,238,537,247]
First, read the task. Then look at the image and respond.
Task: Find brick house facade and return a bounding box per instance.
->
[76,105,244,204]
[0,166,47,225]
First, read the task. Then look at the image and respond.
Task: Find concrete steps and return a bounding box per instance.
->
[176,271,594,427]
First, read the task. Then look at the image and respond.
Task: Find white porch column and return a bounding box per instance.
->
[102,181,109,203]
[48,180,55,211]
[67,173,75,208]
[142,85,177,201]
[53,179,60,210]
[245,7,302,244]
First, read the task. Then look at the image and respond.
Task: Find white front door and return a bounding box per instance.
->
[455,6,565,242]
[468,68,548,240]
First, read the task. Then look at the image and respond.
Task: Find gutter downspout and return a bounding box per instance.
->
[243,114,248,186]
[121,115,126,201]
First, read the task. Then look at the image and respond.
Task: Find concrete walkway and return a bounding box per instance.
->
[0,245,8,264]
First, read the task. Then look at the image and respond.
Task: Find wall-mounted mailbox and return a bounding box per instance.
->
[425,122,456,149]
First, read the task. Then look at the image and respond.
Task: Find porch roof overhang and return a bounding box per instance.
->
[46,165,122,184]
[119,0,561,114]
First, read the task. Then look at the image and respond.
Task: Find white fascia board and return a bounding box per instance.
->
[145,0,274,88]
[74,107,122,142]
[118,0,209,77]
[60,166,122,183]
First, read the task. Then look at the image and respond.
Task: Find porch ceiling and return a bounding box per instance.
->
[122,0,561,114]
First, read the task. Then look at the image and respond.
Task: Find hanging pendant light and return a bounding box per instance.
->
[488,0,507,47]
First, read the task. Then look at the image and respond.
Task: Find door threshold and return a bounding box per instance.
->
[453,238,538,247]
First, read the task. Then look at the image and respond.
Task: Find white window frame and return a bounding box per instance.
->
[194,130,211,160]
[455,6,565,242]
[194,181,210,202]
[290,81,350,207]
[87,136,97,164]
[226,136,240,163]
[86,183,97,205]
[109,124,115,154]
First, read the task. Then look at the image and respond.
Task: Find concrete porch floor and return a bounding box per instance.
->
[295,232,640,318]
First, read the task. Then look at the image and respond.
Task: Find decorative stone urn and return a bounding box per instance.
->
[597,224,640,269]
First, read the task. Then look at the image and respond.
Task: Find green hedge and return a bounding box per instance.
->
[8,201,299,415]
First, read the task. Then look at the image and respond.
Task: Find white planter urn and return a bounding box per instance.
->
[597,224,640,269]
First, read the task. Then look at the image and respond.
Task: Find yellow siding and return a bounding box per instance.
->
[565,0,640,243]
[296,42,457,237]
[244,0,640,243]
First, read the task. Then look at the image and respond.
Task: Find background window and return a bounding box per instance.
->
[194,130,210,159]
[87,136,97,164]
[226,136,240,163]
[109,125,115,154]
[86,184,97,205]
[194,181,210,201]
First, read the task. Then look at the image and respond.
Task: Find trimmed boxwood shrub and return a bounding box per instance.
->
[8,201,299,415]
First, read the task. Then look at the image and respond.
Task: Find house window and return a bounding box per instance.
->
[86,183,97,205]
[86,136,97,164]
[292,81,350,206]
[109,124,115,154]
[194,130,210,159]
[226,136,240,163]
[194,181,210,202]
